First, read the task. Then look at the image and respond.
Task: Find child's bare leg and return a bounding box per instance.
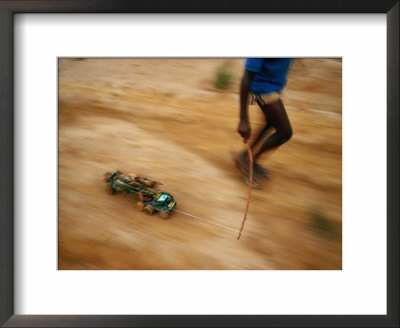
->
[238,121,272,159]
[253,99,292,162]
[235,121,273,181]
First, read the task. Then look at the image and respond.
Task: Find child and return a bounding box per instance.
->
[235,58,293,184]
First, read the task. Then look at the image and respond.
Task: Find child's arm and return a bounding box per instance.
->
[238,69,256,142]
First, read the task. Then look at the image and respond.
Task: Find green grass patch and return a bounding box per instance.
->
[308,209,341,239]
[213,64,233,90]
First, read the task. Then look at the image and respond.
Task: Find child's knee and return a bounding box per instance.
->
[283,128,293,142]
[279,127,293,144]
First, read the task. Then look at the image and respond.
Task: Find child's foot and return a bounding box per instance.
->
[233,153,250,176]
[233,153,268,185]
[253,163,270,179]
[250,164,269,185]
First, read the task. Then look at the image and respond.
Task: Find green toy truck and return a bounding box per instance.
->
[104,170,176,219]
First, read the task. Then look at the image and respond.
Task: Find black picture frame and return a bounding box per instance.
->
[0,1,398,327]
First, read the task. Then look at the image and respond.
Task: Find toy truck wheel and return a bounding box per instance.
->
[159,210,170,219]
[143,205,155,215]
[106,186,115,195]
[104,172,112,182]
[136,201,145,212]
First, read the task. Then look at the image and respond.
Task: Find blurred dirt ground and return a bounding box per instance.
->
[58,58,342,270]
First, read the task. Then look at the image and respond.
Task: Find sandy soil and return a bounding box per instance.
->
[58,58,342,270]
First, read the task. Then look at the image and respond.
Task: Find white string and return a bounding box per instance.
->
[174,209,242,234]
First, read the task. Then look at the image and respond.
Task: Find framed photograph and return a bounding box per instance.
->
[1,1,398,327]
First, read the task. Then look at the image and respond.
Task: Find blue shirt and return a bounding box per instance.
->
[245,58,292,94]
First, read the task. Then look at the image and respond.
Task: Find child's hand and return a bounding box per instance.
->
[238,120,251,142]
